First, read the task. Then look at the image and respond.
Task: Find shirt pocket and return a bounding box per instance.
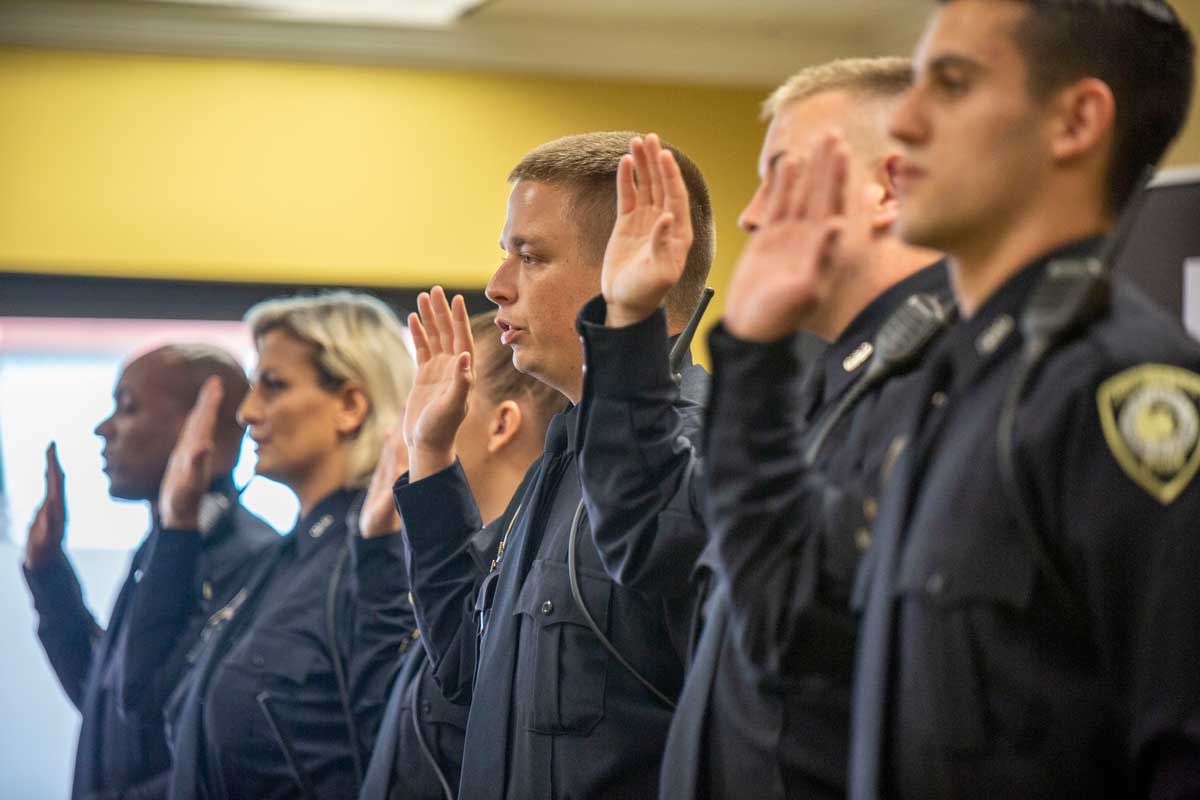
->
[513,558,613,736]
[224,627,325,687]
[893,539,1037,757]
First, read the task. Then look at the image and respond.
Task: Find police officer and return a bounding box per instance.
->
[123,293,417,799]
[21,344,277,800]
[845,1,1200,797]
[358,311,563,800]
[393,131,714,799]
[573,59,952,799]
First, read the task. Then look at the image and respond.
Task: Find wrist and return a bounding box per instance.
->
[409,444,456,482]
[24,543,64,572]
[604,299,658,329]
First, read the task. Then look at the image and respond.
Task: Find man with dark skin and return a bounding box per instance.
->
[22,344,276,800]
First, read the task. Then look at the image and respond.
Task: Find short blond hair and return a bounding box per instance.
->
[244,291,415,489]
[762,57,913,120]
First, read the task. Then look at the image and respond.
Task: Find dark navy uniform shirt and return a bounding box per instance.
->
[394,320,709,800]
[22,479,276,800]
[850,240,1200,799]
[127,487,414,800]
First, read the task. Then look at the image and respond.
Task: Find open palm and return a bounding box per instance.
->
[403,286,475,480]
[602,133,694,327]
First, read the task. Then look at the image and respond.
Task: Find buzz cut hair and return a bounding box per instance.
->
[761,57,914,121]
[507,131,715,328]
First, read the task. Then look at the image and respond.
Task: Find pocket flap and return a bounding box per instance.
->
[513,558,612,631]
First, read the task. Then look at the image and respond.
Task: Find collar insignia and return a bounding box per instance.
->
[309,513,335,539]
[1098,364,1200,504]
[976,314,1015,356]
[843,342,874,373]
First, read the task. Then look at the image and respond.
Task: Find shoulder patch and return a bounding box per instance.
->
[1097,364,1200,505]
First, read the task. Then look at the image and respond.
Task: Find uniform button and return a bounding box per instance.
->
[541,600,554,616]
[202,580,214,601]
[133,569,144,583]
[925,572,946,595]
[422,701,433,715]
[854,527,872,552]
[407,592,414,606]
[862,497,879,523]
[930,391,947,408]
[252,655,265,667]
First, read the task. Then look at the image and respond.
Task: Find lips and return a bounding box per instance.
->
[892,162,927,194]
[495,317,524,346]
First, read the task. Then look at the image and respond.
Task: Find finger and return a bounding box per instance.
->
[659,150,693,241]
[765,158,798,224]
[790,153,813,220]
[630,137,653,207]
[417,292,443,354]
[408,312,432,364]
[430,286,456,357]
[650,212,677,264]
[616,154,637,216]
[449,294,475,361]
[191,377,225,438]
[826,143,849,218]
[806,135,841,220]
[644,133,665,209]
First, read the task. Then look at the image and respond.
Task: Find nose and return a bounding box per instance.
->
[236,389,262,429]
[888,85,924,147]
[738,182,768,233]
[94,413,115,440]
[485,256,516,307]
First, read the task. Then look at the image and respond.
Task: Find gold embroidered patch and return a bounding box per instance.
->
[1097,364,1200,504]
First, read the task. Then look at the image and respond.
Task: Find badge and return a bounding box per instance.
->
[1097,364,1200,504]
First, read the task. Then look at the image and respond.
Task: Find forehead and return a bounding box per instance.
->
[760,91,858,173]
[916,0,1029,74]
[255,327,316,365]
[501,179,577,245]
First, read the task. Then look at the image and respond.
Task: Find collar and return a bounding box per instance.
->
[810,259,951,412]
[944,236,1104,392]
[286,487,356,558]
[544,403,582,456]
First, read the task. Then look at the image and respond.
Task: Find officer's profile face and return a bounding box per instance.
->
[238,329,351,491]
[741,90,886,273]
[94,350,190,502]
[486,179,600,403]
[888,0,1050,255]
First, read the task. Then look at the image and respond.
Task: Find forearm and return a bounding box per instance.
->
[395,461,488,701]
[576,296,708,596]
[23,553,100,708]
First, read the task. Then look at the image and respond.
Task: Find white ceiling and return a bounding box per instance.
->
[0,0,932,86]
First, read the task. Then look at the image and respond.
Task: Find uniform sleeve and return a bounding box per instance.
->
[394,461,490,704]
[574,296,708,599]
[705,324,863,686]
[345,531,418,757]
[1027,357,1200,796]
[22,552,103,709]
[112,527,202,719]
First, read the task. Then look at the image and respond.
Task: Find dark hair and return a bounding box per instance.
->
[470,311,567,426]
[508,131,716,328]
[941,0,1195,212]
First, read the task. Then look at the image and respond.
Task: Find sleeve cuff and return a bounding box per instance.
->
[394,459,482,552]
[577,294,675,399]
[22,553,86,619]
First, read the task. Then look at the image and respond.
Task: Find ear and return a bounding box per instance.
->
[334,383,371,438]
[870,153,903,232]
[486,400,524,455]
[1047,77,1115,164]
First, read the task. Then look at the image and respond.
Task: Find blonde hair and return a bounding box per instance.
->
[244,291,415,489]
[762,57,913,120]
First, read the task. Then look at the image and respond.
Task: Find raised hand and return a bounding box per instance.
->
[724,134,849,343]
[601,133,694,328]
[159,377,223,530]
[359,427,409,538]
[404,286,475,481]
[25,442,67,570]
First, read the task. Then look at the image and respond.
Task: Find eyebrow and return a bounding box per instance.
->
[926,53,986,76]
[760,150,786,180]
[499,235,547,251]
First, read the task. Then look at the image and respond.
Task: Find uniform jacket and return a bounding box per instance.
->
[22,479,276,800]
[125,488,414,800]
[395,309,709,800]
[850,240,1200,799]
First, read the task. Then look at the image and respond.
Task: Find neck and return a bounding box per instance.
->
[475,455,531,525]
[291,452,350,518]
[948,190,1110,318]
[812,239,941,341]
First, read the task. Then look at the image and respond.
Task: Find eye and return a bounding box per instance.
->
[933,68,970,96]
